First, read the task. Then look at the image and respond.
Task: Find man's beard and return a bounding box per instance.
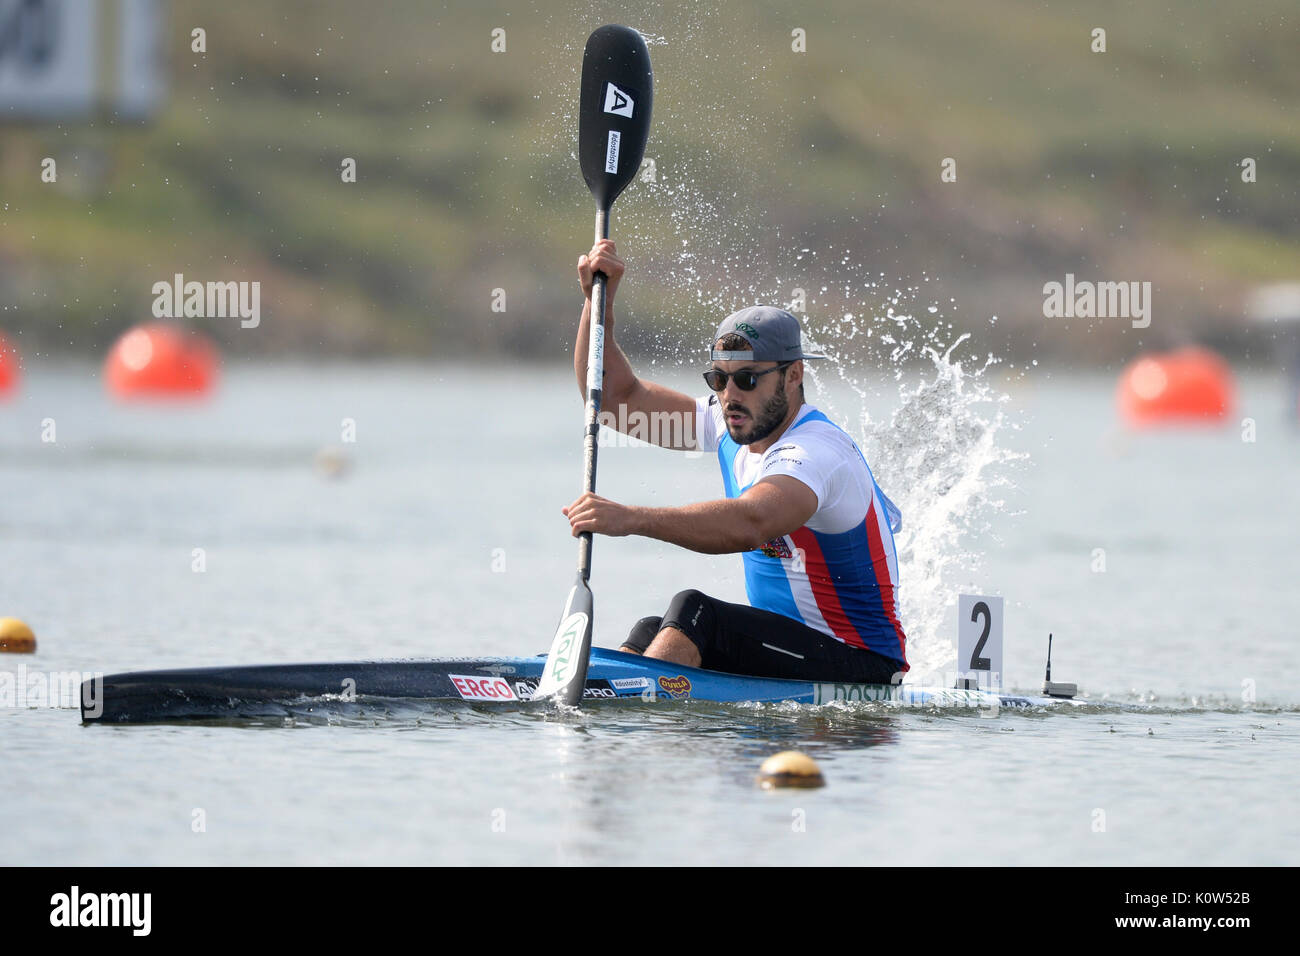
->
[726,386,789,446]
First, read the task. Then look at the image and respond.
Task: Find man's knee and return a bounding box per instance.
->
[622,591,715,659]
[643,624,703,668]
[663,589,710,630]
[659,589,716,659]
[621,616,662,654]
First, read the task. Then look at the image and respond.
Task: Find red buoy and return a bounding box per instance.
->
[0,331,19,397]
[1117,347,1234,426]
[105,323,219,399]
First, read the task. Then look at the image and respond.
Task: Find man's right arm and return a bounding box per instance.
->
[575,240,699,451]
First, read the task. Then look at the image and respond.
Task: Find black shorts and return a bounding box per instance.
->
[624,589,906,684]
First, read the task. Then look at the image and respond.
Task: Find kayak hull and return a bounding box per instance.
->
[81,646,1069,723]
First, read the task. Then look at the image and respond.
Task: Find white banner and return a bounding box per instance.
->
[0,0,164,120]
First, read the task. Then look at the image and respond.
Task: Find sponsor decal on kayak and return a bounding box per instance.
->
[449,675,518,702]
[656,675,692,699]
[813,682,1035,708]
[812,683,900,705]
[512,680,615,700]
[609,676,650,691]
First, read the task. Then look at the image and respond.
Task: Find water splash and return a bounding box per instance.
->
[802,309,1024,678]
[863,339,1024,677]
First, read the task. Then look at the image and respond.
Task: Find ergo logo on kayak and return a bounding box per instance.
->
[448,675,517,701]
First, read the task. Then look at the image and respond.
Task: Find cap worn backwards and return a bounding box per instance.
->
[709,306,827,362]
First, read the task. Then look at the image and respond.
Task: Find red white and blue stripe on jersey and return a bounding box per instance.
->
[717,409,909,669]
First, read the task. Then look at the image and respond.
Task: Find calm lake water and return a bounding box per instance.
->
[2,361,1297,865]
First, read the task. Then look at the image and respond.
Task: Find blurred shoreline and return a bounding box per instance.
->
[2,0,1297,364]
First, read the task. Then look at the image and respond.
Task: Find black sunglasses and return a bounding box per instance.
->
[702,362,792,392]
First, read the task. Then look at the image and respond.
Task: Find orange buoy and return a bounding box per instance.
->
[0,331,19,397]
[1117,347,1234,426]
[104,322,219,399]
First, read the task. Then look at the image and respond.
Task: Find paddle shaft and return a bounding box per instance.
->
[536,24,650,706]
[577,206,610,581]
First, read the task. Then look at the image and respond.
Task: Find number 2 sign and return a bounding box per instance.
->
[957,594,1003,690]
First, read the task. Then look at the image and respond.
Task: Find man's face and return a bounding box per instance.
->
[713,359,792,445]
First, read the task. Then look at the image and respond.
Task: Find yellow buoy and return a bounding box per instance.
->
[757,750,825,789]
[314,445,352,479]
[0,617,36,653]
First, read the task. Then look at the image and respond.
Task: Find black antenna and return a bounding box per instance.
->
[1041,632,1077,699]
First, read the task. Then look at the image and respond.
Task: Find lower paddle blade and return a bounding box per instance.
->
[534,575,594,705]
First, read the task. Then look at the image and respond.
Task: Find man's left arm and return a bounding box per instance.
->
[562,477,817,555]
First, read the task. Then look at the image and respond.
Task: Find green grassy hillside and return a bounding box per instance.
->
[1,0,1297,364]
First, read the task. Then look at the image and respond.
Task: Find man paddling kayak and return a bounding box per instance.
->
[563,240,908,683]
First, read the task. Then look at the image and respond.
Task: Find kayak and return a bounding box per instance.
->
[81,646,1081,723]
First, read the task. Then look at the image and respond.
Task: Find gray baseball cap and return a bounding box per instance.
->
[709,306,828,362]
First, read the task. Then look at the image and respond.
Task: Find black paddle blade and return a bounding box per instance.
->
[534,574,595,705]
[578,25,653,210]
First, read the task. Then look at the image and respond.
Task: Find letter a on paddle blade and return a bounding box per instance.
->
[578,25,653,210]
[535,577,594,704]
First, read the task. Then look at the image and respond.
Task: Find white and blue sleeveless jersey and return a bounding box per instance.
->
[694,395,908,668]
